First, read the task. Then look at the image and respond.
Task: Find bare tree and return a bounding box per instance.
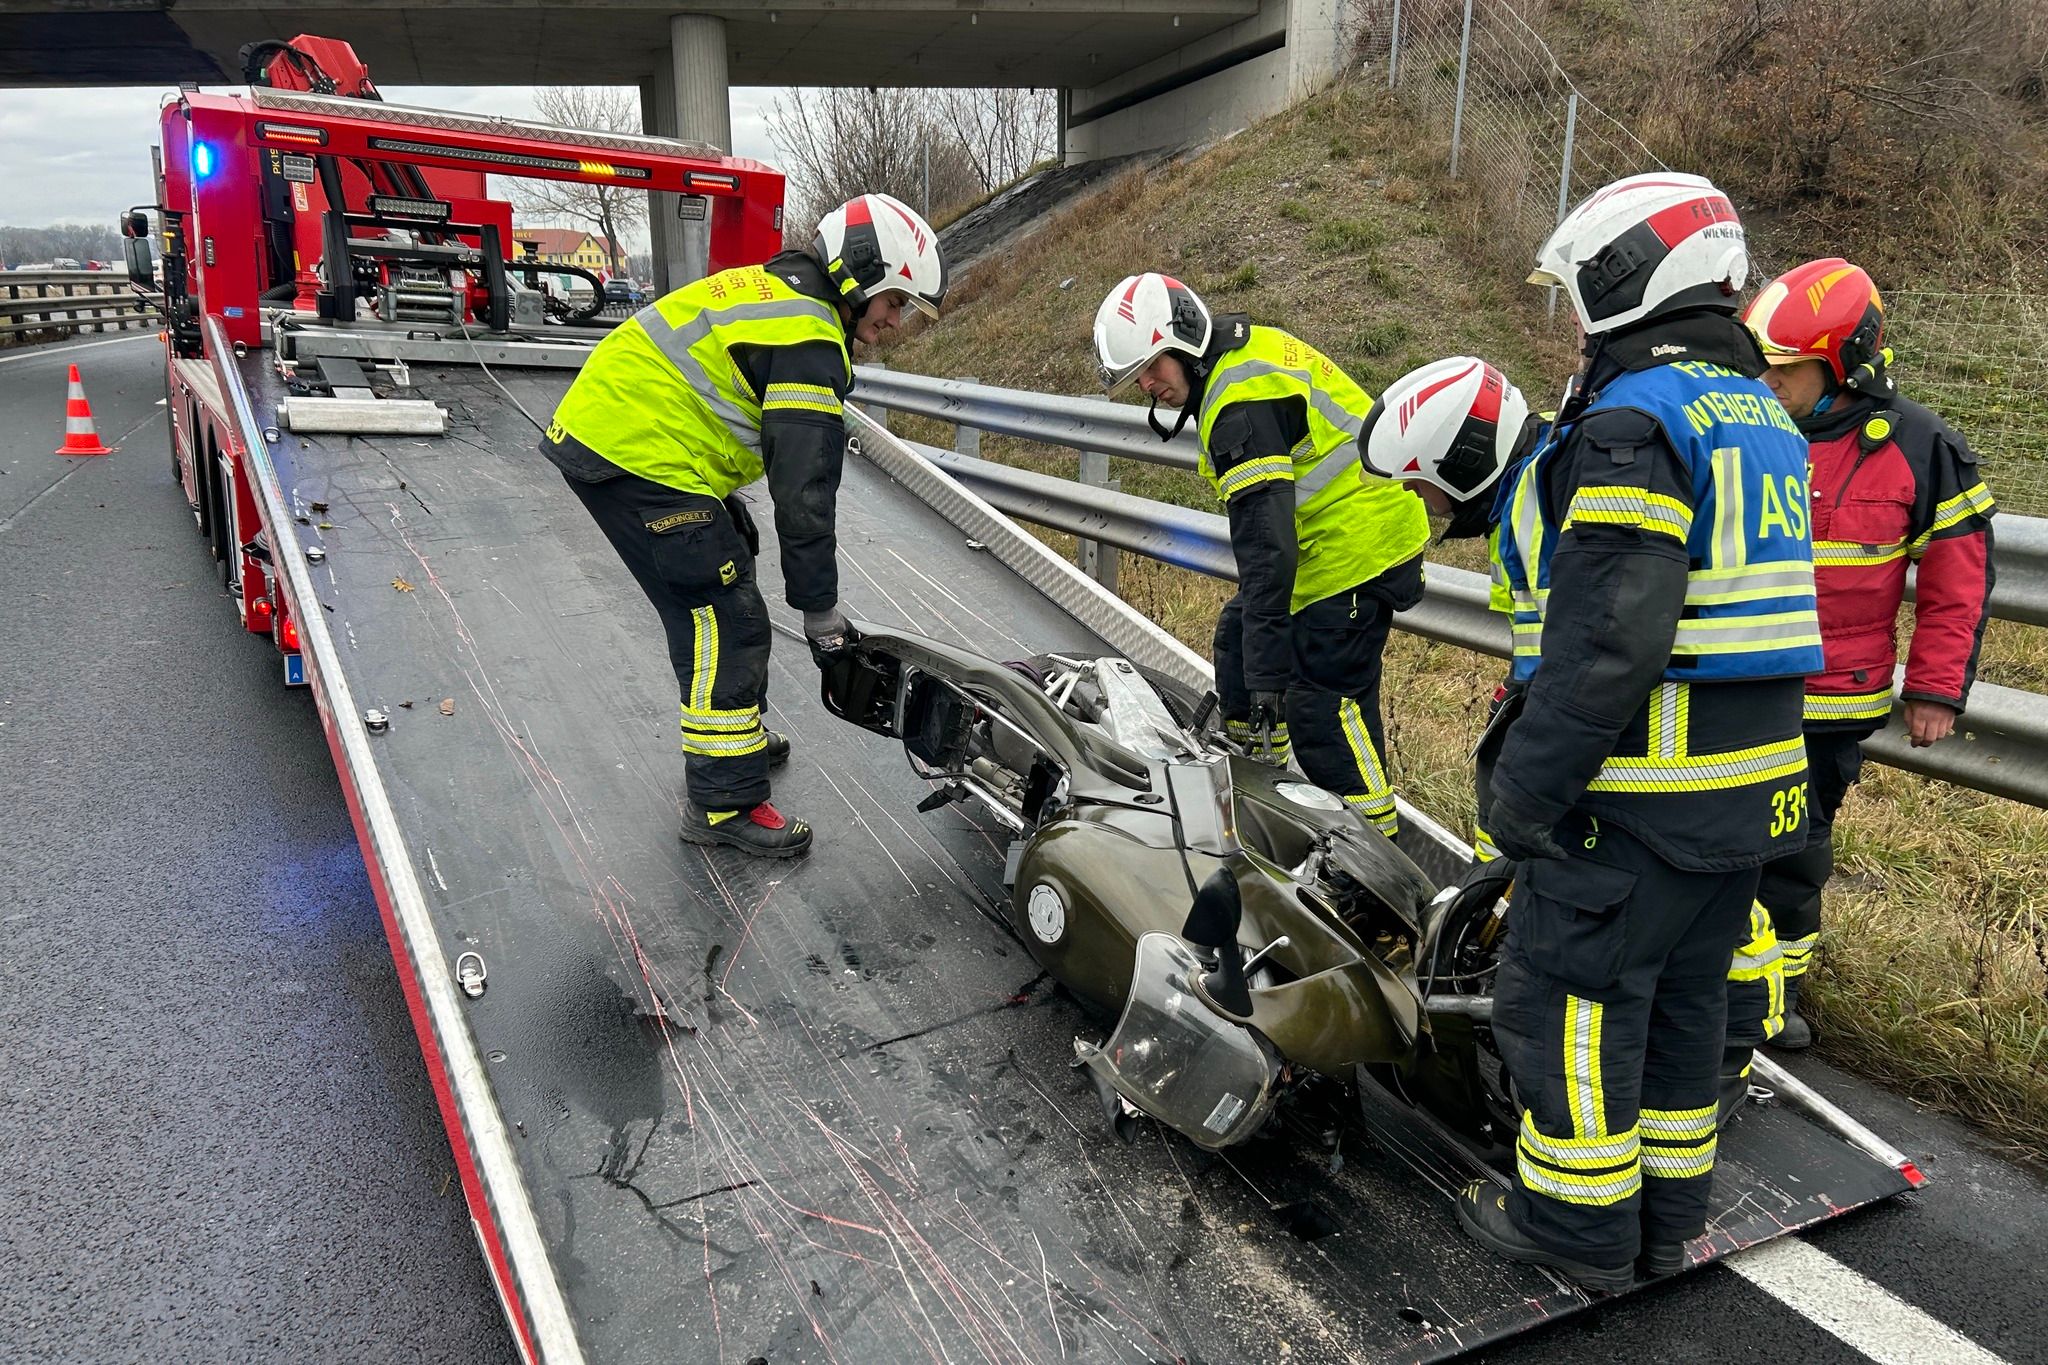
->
[509,87,646,275]
[939,89,1060,196]
[768,88,986,232]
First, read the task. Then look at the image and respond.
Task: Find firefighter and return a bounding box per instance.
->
[1091,274,1431,838]
[1442,173,1824,1290]
[1731,259,1996,1051]
[1358,356,1545,866]
[540,193,947,857]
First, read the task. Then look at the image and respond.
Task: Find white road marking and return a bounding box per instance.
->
[1728,1236,2009,1365]
[0,332,157,366]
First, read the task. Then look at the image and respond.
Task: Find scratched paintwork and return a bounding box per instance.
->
[252,359,1913,1365]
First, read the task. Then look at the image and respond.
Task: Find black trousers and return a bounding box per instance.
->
[561,470,773,811]
[1494,813,1757,1264]
[1214,561,1419,838]
[1725,726,1865,1045]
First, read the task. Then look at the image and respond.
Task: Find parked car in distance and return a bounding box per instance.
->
[603,279,644,307]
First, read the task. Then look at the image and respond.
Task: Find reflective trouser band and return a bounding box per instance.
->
[1472,823,1501,863]
[1225,719,1291,756]
[1640,1105,1717,1179]
[1780,931,1820,979]
[1565,995,1608,1139]
[682,704,766,757]
[1586,735,1806,793]
[1805,687,1893,722]
[1728,901,1785,1038]
[1517,1115,1640,1206]
[1337,698,1397,836]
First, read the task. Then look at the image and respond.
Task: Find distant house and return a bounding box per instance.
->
[511,228,621,276]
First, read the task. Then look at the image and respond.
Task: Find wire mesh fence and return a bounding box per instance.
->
[1357,0,2048,513]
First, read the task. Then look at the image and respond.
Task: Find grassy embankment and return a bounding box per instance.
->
[876,86,2048,1159]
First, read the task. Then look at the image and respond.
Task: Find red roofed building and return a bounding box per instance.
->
[512,228,622,276]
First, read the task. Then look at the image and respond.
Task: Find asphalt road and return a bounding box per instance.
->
[0,331,2041,1365]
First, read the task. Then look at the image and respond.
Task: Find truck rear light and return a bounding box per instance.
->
[280,614,302,652]
[247,595,275,631]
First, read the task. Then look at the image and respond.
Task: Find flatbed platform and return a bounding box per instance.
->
[230,349,1913,1364]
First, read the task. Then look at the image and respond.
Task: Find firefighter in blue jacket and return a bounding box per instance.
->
[1426,174,1825,1291]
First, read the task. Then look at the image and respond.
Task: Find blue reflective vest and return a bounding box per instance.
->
[1496,360,1824,686]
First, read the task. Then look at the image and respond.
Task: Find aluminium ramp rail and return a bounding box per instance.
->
[215,317,1916,1364]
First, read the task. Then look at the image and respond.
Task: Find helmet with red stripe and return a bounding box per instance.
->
[1361,356,1530,500]
[814,192,947,319]
[1092,273,1213,394]
[1528,172,1749,336]
[1742,257,1887,389]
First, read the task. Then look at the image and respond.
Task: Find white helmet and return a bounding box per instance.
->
[1529,172,1748,336]
[814,192,947,319]
[1093,273,1212,394]
[1362,357,1529,501]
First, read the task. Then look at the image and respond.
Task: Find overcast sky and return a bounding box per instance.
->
[0,83,785,245]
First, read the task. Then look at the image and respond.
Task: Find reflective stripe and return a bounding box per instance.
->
[1638,1104,1715,1138]
[1804,687,1893,722]
[689,606,717,714]
[1670,611,1823,655]
[1519,1115,1640,1167]
[1780,931,1820,979]
[1684,562,1816,606]
[1516,1113,1642,1206]
[1216,455,1294,500]
[1337,699,1398,836]
[1472,823,1502,864]
[1710,446,1746,569]
[1565,995,1607,1138]
[1911,481,1995,550]
[1588,735,1807,792]
[762,381,841,415]
[1814,539,1908,567]
[1639,1104,1718,1181]
[1294,442,1361,504]
[680,729,769,757]
[1641,1137,1717,1179]
[679,705,761,731]
[1562,485,1694,542]
[1646,682,1688,759]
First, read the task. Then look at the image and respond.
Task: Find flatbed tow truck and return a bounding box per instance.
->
[129,39,1923,1364]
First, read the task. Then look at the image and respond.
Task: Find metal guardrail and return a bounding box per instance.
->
[853,366,2048,627]
[856,372,2048,808]
[0,269,157,341]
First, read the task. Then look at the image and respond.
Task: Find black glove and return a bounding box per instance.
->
[723,494,761,558]
[804,606,855,666]
[1248,689,1286,762]
[1483,790,1569,863]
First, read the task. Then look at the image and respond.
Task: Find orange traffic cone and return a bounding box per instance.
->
[56,364,114,456]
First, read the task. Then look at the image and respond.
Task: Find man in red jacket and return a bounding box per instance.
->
[1732,259,1995,1056]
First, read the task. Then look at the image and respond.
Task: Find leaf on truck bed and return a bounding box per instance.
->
[393,576,415,592]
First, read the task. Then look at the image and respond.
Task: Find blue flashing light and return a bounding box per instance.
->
[193,142,216,179]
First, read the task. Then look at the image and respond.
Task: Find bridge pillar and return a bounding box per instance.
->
[640,76,676,295]
[644,16,732,293]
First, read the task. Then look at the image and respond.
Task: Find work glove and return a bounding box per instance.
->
[1483,791,1568,864]
[1248,689,1288,764]
[804,606,855,664]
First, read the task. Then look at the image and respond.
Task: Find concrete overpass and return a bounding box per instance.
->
[0,0,1353,160]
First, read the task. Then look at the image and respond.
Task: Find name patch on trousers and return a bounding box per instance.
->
[646,509,714,533]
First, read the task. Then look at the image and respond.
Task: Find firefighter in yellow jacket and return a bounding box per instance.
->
[542,193,947,857]
[1092,274,1431,837]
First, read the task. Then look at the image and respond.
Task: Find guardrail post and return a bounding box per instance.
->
[954,377,981,457]
[1448,0,1476,178]
[1077,449,1121,591]
[865,362,892,433]
[1547,91,1578,322]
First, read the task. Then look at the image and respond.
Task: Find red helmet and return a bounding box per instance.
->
[1743,258,1886,388]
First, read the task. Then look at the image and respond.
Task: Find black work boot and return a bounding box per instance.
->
[1454,1182,1634,1295]
[680,801,813,858]
[1637,1241,1690,1279]
[1767,1009,1813,1051]
[1718,1045,1754,1130]
[764,731,791,768]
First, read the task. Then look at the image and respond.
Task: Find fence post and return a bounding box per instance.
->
[1077,449,1120,592]
[1448,0,1476,177]
[1388,0,1403,88]
[1547,90,1578,322]
[954,377,981,457]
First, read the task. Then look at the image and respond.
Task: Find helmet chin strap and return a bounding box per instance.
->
[1147,396,1193,442]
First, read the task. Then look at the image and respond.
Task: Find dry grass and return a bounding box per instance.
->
[877,85,2048,1158]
